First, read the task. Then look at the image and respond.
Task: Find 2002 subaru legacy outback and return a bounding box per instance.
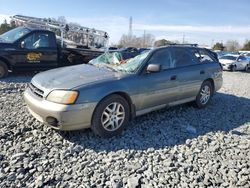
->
[24,44,223,138]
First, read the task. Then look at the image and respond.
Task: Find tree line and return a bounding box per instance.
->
[212,41,250,51]
[0,20,16,34]
[117,34,250,51]
[1,19,250,51]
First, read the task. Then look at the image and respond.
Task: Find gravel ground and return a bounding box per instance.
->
[0,71,250,188]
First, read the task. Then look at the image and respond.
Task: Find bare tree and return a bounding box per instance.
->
[57,16,67,24]
[242,40,250,51]
[154,39,181,47]
[225,40,240,52]
[118,34,155,48]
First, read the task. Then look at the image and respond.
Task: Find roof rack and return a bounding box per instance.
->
[11,15,109,48]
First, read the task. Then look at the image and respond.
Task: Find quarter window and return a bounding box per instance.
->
[198,49,214,63]
[148,49,171,70]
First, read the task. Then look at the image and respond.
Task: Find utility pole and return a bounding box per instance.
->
[143,30,146,48]
[129,16,133,46]
[129,17,132,36]
[182,34,185,44]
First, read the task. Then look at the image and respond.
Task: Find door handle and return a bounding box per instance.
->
[200,70,205,74]
[170,75,177,80]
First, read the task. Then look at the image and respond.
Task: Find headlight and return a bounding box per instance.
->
[46,90,78,104]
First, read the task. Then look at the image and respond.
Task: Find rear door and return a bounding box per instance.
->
[171,47,207,101]
[13,31,58,71]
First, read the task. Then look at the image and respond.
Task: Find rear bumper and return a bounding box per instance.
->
[24,88,97,130]
[214,74,223,92]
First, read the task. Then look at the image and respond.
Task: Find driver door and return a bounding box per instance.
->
[132,48,180,111]
[13,31,58,71]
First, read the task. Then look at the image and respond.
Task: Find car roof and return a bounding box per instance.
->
[152,45,202,52]
[19,26,54,33]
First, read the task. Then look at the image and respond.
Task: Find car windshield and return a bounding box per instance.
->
[0,27,30,43]
[89,51,151,73]
[219,55,237,60]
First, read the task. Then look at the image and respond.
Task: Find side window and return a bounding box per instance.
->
[148,49,171,70]
[22,32,54,49]
[238,56,246,61]
[172,48,196,68]
[23,33,37,49]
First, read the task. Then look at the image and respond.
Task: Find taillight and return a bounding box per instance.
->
[219,63,223,71]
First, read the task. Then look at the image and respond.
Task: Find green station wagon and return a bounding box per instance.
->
[24,45,223,137]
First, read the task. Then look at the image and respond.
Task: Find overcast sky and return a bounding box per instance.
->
[1,0,250,46]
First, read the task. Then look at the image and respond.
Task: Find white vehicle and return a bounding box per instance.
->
[219,55,249,71]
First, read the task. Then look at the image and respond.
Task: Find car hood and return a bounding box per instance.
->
[31,64,124,92]
[0,42,14,49]
[219,59,235,64]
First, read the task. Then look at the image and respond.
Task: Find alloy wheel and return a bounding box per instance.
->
[200,85,211,105]
[101,102,125,131]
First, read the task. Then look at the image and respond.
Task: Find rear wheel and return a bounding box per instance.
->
[91,94,130,138]
[194,81,213,108]
[0,61,8,78]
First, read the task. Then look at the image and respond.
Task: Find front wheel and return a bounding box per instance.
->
[231,65,236,72]
[91,94,130,138]
[0,61,8,78]
[246,64,250,72]
[194,81,213,108]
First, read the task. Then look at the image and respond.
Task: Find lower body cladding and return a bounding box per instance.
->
[24,88,97,130]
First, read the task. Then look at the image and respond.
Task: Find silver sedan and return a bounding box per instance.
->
[219,55,249,71]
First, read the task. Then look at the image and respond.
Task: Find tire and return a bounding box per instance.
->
[0,61,8,78]
[91,94,130,138]
[194,81,213,109]
[231,65,236,72]
[246,64,250,72]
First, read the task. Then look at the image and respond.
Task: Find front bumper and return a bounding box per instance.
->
[222,64,233,71]
[24,88,97,130]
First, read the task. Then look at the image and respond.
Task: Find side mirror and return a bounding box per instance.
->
[146,64,161,73]
[20,41,25,48]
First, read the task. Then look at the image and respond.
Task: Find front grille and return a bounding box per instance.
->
[29,83,44,98]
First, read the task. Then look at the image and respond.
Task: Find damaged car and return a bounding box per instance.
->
[24,45,223,137]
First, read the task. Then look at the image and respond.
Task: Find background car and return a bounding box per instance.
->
[219,55,249,71]
[241,52,250,61]
[117,47,140,59]
[215,51,228,58]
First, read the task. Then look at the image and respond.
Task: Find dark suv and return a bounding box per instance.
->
[24,44,223,137]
